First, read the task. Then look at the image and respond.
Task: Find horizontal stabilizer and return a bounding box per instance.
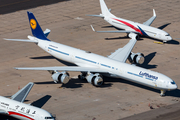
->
[86,14,104,17]
[4,38,38,43]
[15,66,108,73]
[11,82,34,103]
[44,29,51,37]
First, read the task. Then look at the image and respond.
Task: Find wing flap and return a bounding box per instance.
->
[108,38,137,62]
[15,66,108,73]
[11,82,34,103]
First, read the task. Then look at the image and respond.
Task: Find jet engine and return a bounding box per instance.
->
[51,71,70,84]
[129,52,144,64]
[128,33,139,39]
[86,73,103,87]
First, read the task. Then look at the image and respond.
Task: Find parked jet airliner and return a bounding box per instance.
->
[4,11,177,96]
[0,82,55,120]
[88,0,172,42]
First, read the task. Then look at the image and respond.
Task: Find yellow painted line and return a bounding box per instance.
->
[154,41,164,44]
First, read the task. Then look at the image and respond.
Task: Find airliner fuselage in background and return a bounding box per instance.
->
[88,0,172,42]
[4,11,177,96]
[0,83,55,120]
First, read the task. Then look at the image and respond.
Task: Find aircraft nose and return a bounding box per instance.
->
[168,36,172,41]
[174,84,178,89]
[171,82,178,90]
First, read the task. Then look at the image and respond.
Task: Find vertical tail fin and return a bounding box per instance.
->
[99,0,113,17]
[27,11,50,41]
[11,82,34,103]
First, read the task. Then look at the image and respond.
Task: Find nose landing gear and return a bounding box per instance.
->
[160,89,166,96]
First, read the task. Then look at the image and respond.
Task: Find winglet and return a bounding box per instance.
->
[27,11,50,41]
[143,9,157,26]
[153,9,156,17]
[90,25,96,32]
[11,82,34,103]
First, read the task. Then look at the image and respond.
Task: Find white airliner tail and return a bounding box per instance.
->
[100,0,115,17]
[87,0,115,18]
[11,82,34,103]
[100,0,110,16]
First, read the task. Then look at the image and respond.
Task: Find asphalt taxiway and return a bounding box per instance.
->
[0,0,180,120]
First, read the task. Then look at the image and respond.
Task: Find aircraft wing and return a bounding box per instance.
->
[15,66,108,73]
[4,38,38,43]
[11,82,34,103]
[108,38,137,63]
[90,25,139,34]
[143,9,156,26]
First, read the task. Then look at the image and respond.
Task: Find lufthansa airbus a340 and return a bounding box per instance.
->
[88,0,172,43]
[4,11,177,96]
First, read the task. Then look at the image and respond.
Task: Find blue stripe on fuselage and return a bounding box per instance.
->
[127,72,143,78]
[137,25,148,36]
[75,56,96,64]
[100,64,111,68]
[48,47,69,56]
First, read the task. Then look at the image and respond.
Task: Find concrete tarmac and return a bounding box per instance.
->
[0,0,180,120]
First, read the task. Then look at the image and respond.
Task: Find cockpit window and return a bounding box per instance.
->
[165,33,170,36]
[171,81,176,84]
[45,117,54,119]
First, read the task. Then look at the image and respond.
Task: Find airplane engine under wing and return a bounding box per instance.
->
[51,71,70,84]
[86,73,103,87]
[128,33,139,39]
[129,52,144,64]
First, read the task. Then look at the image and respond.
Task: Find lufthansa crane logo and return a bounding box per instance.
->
[30,19,37,30]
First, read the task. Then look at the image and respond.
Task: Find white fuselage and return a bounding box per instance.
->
[37,39,177,91]
[0,96,54,120]
[104,16,172,42]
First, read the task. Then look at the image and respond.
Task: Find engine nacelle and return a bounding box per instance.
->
[86,73,103,87]
[129,52,144,64]
[128,33,139,39]
[51,72,69,84]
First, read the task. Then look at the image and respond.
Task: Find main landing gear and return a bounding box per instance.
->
[160,89,166,96]
[78,72,87,80]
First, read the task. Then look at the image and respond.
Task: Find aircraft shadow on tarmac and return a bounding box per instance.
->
[103,76,180,97]
[0,0,70,15]
[137,52,157,69]
[35,79,84,89]
[31,95,52,108]
[35,76,179,97]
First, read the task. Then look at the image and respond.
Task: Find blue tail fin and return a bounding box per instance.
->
[27,11,50,41]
